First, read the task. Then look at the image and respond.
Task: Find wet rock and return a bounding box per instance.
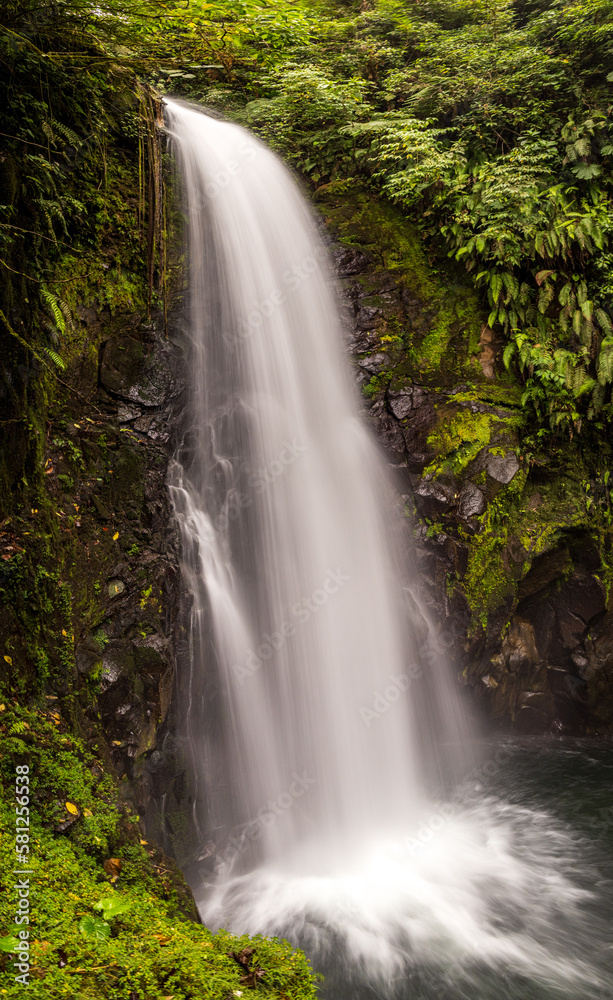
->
[358,352,387,373]
[76,636,104,677]
[485,451,520,484]
[332,246,371,277]
[517,546,571,601]
[413,480,457,519]
[387,390,415,421]
[458,482,486,519]
[348,328,380,353]
[369,402,407,459]
[100,337,183,408]
[356,305,381,330]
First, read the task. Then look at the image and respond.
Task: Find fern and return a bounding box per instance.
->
[41,288,66,337]
[43,349,66,370]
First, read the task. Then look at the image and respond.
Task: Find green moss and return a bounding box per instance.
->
[417,293,482,372]
[460,471,528,630]
[0,704,319,999]
[459,461,597,632]
[362,372,391,398]
[424,409,497,479]
[316,187,438,299]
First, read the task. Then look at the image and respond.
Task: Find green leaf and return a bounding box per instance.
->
[43,349,66,370]
[571,163,602,180]
[93,896,130,919]
[78,916,110,944]
[502,342,515,370]
[41,288,66,337]
[0,936,19,953]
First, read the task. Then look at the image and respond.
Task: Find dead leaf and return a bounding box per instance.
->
[3,655,12,664]
[113,532,119,541]
[65,802,79,816]
[104,858,122,878]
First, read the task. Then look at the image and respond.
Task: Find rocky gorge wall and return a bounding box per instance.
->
[320,184,613,737]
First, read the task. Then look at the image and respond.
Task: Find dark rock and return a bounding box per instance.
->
[332,246,371,277]
[485,451,520,484]
[369,401,407,459]
[413,480,457,518]
[348,328,380,353]
[517,545,571,601]
[387,390,415,421]
[458,482,486,519]
[356,305,381,330]
[76,636,103,677]
[100,337,183,408]
[358,352,387,373]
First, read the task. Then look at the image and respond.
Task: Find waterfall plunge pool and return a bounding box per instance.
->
[196,737,613,1000]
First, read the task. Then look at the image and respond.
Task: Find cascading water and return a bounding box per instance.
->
[164,98,613,999]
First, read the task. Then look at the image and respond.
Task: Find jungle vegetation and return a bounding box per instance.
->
[2,0,612,441]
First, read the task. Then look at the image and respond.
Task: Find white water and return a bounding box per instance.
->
[164,99,611,998]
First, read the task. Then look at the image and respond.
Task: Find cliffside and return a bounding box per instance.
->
[318,184,613,735]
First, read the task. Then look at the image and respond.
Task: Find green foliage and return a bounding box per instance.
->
[0,704,319,998]
[78,914,111,944]
[147,0,613,439]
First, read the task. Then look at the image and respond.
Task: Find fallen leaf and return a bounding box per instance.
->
[103,858,122,879]
[83,809,93,818]
[0,704,5,712]
[139,839,148,845]
[113,532,119,541]
[3,655,12,665]
[61,629,67,637]
[111,740,122,746]
[65,802,79,816]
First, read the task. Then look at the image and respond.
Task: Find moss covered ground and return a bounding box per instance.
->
[0,703,318,999]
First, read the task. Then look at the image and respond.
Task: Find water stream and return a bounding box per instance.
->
[164,98,613,998]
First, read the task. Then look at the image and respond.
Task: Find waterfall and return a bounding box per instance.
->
[164,98,611,998]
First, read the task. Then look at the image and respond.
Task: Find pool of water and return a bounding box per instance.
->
[312,737,613,1000]
[199,736,613,1000]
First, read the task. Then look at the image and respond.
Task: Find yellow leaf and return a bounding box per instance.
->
[62,629,67,637]
[3,655,12,664]
[65,802,79,816]
[112,740,122,746]
[113,532,119,541]
[0,704,5,712]
[139,839,148,845]
[83,809,93,818]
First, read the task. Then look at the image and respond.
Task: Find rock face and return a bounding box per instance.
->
[0,300,193,848]
[321,188,613,735]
